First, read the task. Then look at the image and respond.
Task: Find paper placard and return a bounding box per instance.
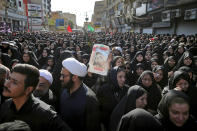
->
[88,44,110,76]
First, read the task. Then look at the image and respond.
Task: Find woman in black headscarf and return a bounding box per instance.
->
[96,66,129,130]
[130,63,145,86]
[129,45,137,60]
[110,85,148,131]
[7,46,21,60]
[163,70,192,95]
[163,56,176,77]
[174,44,185,63]
[150,58,159,71]
[173,51,195,71]
[163,70,197,119]
[38,47,50,68]
[117,108,163,131]
[21,51,39,68]
[136,70,162,115]
[155,90,197,131]
[144,50,152,66]
[130,51,149,73]
[124,61,133,86]
[178,66,195,88]
[153,65,168,90]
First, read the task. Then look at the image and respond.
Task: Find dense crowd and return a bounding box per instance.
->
[0,31,197,131]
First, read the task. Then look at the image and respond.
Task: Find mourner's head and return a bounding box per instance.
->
[3,64,39,98]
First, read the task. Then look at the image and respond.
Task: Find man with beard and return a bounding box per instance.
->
[33,69,56,108]
[0,64,10,105]
[59,57,101,131]
[0,64,71,131]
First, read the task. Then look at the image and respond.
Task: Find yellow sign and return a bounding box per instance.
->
[48,18,55,26]
[57,26,65,30]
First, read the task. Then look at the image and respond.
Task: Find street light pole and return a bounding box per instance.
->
[4,0,9,34]
[85,12,89,42]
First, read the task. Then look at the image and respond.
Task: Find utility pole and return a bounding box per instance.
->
[85,12,89,22]
[4,0,9,34]
[85,12,89,42]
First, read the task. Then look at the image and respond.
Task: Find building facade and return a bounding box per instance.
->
[49,11,76,32]
[0,0,27,31]
[91,1,105,32]
[103,0,197,35]
[27,0,51,31]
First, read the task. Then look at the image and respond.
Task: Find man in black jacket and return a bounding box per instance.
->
[59,57,101,131]
[33,69,57,108]
[0,64,71,131]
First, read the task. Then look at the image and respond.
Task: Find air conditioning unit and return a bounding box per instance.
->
[184,9,197,20]
[162,10,171,22]
[171,9,181,18]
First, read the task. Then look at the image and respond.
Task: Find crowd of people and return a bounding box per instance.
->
[0,31,197,131]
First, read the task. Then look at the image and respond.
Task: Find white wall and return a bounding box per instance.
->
[155,27,174,34]
[176,20,197,35]
[143,27,153,34]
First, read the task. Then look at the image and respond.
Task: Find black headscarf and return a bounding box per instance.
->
[130,63,145,86]
[157,90,189,120]
[163,56,176,73]
[173,51,194,71]
[168,70,190,91]
[108,66,125,92]
[110,85,147,131]
[21,51,39,68]
[156,90,197,131]
[153,65,168,89]
[117,108,163,131]
[130,51,149,72]
[137,70,161,113]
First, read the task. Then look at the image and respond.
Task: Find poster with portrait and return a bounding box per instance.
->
[88,44,110,76]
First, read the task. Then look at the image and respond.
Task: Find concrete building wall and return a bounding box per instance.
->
[176,20,197,35]
[92,1,105,31]
[62,13,76,26]
[155,27,174,34]
[0,0,27,31]
[143,27,153,34]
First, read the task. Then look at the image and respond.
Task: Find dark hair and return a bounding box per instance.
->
[12,64,39,90]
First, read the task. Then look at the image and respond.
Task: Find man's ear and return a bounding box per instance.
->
[25,86,34,96]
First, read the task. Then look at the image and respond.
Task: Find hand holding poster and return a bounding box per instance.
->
[88,44,110,76]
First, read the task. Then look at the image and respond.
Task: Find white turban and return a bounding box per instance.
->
[62,58,87,77]
[39,69,53,84]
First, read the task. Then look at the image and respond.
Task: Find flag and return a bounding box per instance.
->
[23,0,29,32]
[67,25,72,32]
[88,25,94,32]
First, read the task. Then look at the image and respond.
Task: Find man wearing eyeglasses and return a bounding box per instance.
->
[59,57,101,131]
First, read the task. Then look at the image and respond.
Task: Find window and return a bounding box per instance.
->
[19,1,22,7]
